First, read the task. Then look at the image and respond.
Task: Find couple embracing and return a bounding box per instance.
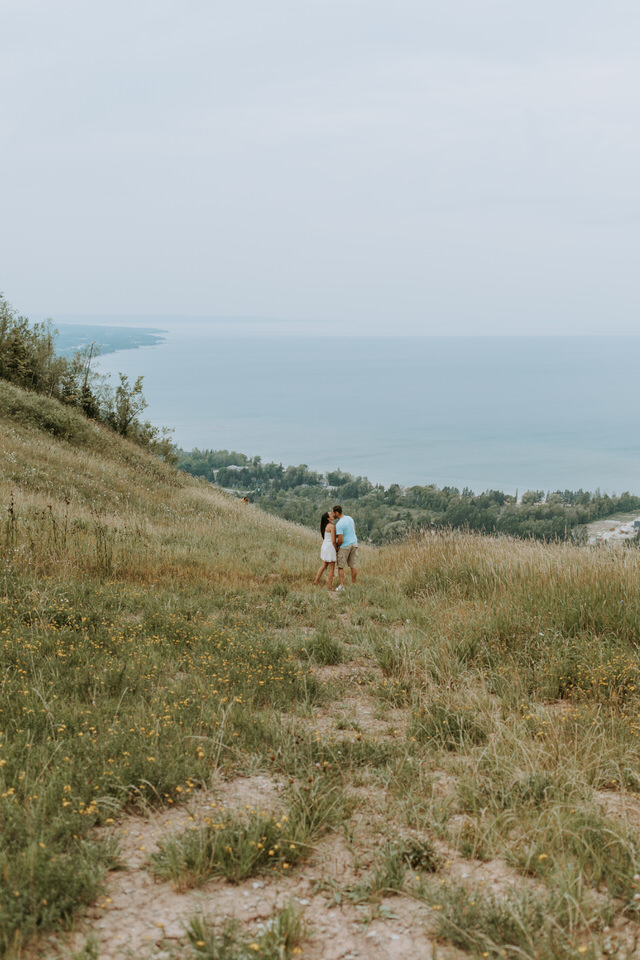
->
[313,505,358,592]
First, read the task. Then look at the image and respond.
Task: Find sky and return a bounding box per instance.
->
[2,0,640,335]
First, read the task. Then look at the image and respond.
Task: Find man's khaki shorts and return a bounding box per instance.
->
[337,544,358,570]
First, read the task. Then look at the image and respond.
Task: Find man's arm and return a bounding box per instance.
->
[336,533,344,547]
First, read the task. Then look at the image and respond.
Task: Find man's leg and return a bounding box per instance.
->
[351,567,357,584]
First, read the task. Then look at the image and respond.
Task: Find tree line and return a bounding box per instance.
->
[0,295,175,461]
[177,447,640,545]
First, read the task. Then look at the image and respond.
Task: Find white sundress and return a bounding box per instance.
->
[320,530,337,563]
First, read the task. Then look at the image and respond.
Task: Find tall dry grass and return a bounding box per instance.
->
[2,381,320,589]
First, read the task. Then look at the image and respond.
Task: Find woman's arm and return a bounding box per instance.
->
[329,522,337,550]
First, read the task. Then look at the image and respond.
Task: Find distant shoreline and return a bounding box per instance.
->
[53,323,167,357]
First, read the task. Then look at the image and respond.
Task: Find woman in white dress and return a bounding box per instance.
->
[313,510,337,590]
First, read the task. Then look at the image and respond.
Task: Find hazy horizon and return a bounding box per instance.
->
[34,314,640,339]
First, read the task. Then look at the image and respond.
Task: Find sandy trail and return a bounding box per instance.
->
[42,772,455,960]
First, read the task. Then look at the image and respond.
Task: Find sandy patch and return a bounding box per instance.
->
[596,789,640,829]
[35,792,465,960]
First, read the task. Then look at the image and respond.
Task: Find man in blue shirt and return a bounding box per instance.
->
[333,505,357,590]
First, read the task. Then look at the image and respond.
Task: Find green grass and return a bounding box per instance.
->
[149,775,350,888]
[0,568,325,951]
[431,881,607,960]
[349,833,442,902]
[300,622,346,665]
[409,699,489,751]
[184,901,306,960]
[5,383,640,958]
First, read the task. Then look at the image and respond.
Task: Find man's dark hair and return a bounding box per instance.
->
[332,505,343,516]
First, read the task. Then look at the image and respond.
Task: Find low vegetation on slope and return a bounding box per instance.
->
[0,295,174,460]
[3,381,640,959]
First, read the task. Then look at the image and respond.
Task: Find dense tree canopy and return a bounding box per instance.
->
[177,448,640,546]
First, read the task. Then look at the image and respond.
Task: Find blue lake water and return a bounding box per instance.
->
[93,325,640,495]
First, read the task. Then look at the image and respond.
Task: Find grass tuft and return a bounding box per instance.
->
[409,700,488,750]
[185,900,305,959]
[432,881,604,960]
[149,775,349,888]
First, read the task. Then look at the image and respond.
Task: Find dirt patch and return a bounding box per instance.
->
[596,789,640,829]
[37,789,461,960]
[311,660,376,684]
[308,694,405,741]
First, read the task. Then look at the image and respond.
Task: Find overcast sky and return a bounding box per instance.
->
[2,0,639,335]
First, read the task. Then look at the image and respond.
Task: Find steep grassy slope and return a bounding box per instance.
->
[1,379,316,586]
[3,380,640,960]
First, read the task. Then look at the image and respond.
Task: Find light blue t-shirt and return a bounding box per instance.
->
[336,515,357,547]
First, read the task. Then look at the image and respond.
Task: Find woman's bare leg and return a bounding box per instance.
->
[327,562,335,590]
[313,561,328,585]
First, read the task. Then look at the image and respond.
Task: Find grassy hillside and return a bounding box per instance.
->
[3,379,640,959]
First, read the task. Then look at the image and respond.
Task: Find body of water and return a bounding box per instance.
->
[92,324,640,494]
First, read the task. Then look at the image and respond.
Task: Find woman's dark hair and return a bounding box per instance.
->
[320,511,331,538]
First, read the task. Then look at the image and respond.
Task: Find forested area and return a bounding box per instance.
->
[178,447,640,545]
[0,295,175,460]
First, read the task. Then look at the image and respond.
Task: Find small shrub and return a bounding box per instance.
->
[71,936,100,960]
[409,701,488,750]
[366,844,408,898]
[457,819,491,861]
[397,834,441,872]
[305,627,345,665]
[254,899,306,959]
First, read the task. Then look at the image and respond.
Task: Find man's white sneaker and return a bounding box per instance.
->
[336,585,344,591]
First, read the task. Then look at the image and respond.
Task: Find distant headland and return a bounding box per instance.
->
[53,323,167,357]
